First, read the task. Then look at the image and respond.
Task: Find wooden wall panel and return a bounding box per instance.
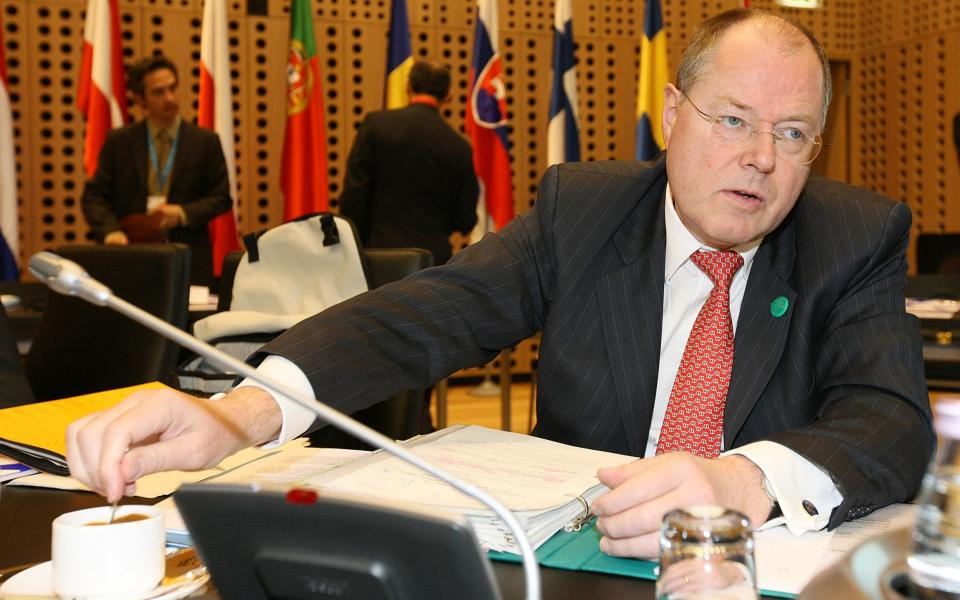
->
[8,0,960,370]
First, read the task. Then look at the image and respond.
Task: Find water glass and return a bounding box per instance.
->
[657,505,757,600]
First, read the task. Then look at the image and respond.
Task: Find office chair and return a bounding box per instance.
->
[25,244,191,400]
[0,304,35,408]
[215,246,436,446]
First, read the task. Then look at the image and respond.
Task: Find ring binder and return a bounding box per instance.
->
[564,495,595,533]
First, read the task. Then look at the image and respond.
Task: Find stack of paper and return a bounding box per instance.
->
[303,425,634,553]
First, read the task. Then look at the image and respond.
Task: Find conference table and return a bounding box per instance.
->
[0,485,659,600]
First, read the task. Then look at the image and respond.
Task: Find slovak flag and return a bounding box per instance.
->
[546,0,580,166]
[465,0,514,241]
[199,0,241,277]
[77,0,128,178]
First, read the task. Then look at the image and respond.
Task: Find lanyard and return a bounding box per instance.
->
[147,125,180,191]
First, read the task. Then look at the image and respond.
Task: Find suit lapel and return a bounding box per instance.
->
[166,121,190,197]
[595,165,667,456]
[724,214,797,444]
[133,121,149,195]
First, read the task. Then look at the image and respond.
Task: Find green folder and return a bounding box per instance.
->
[488,522,793,599]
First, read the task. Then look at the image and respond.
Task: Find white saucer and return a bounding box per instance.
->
[0,561,209,599]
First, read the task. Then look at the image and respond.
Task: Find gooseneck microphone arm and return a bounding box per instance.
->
[29,251,541,600]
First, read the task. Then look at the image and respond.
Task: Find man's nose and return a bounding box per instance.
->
[739,130,777,173]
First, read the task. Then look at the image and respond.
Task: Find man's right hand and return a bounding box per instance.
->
[104,231,129,245]
[66,386,283,502]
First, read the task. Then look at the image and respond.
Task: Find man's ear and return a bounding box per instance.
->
[132,94,146,109]
[661,83,683,148]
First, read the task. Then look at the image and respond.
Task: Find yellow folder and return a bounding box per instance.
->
[0,381,171,475]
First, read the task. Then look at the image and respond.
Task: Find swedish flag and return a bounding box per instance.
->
[385,0,413,109]
[635,0,668,160]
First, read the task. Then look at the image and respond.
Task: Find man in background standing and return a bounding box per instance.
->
[81,55,231,287]
[339,60,478,265]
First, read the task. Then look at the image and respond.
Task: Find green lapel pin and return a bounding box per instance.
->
[770,296,789,318]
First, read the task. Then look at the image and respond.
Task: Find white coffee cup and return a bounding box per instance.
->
[51,504,165,597]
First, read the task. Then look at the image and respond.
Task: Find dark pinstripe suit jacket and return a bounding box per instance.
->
[259,157,933,528]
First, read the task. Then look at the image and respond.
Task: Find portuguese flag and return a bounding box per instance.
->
[280,0,329,220]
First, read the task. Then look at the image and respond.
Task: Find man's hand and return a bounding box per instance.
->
[591,453,771,559]
[66,386,282,503]
[148,203,184,231]
[104,231,129,245]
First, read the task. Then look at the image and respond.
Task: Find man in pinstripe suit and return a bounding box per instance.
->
[66,9,932,559]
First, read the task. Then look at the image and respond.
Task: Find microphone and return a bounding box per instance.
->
[29,251,112,306]
[29,252,542,600]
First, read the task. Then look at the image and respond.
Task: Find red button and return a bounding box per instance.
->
[285,488,319,505]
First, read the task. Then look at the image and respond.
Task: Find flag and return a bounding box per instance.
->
[384,0,413,109]
[77,0,128,178]
[199,0,241,278]
[280,0,329,221]
[0,13,18,280]
[465,0,514,239]
[546,0,580,166]
[635,0,668,161]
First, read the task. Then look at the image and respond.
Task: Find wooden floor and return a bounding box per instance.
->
[430,380,537,434]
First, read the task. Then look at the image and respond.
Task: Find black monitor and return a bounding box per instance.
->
[174,483,502,600]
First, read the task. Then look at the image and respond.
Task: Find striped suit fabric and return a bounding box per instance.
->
[258,156,933,529]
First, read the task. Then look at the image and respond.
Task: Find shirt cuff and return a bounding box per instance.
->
[234,354,318,448]
[723,441,842,536]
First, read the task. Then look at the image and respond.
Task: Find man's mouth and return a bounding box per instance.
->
[728,189,763,203]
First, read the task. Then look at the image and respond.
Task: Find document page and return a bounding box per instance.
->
[755,503,916,594]
[305,425,634,512]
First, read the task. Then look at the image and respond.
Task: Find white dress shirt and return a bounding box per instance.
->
[241,183,841,535]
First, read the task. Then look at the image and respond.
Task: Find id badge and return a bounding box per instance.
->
[147,195,166,213]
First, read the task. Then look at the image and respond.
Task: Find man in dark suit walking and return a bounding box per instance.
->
[81,55,231,286]
[66,10,932,558]
[339,60,478,265]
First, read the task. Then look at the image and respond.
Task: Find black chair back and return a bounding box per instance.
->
[25,244,191,400]
[0,304,35,408]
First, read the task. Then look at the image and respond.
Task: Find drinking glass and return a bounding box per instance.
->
[657,505,757,600]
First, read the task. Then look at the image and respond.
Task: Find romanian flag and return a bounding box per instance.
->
[280,0,329,220]
[635,0,668,161]
[0,13,18,280]
[384,0,413,109]
[547,0,579,166]
[465,0,514,239]
[77,0,128,178]
[199,0,241,278]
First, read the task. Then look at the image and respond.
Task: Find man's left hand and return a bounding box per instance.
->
[591,453,772,559]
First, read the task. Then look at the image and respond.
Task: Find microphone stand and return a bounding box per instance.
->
[32,253,541,600]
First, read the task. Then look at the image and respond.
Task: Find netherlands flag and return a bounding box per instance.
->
[0,13,17,280]
[199,0,241,278]
[77,0,128,178]
[547,0,580,166]
[465,0,514,240]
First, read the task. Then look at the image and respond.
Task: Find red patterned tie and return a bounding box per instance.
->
[656,250,744,458]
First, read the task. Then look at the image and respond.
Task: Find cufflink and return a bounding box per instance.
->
[802,500,818,516]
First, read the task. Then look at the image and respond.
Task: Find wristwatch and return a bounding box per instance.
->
[761,475,783,521]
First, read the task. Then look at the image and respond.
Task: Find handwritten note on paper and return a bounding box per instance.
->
[305,425,635,512]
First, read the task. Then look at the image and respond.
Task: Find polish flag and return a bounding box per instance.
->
[77,0,128,178]
[199,0,240,277]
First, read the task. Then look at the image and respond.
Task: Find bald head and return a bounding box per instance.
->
[676,9,831,128]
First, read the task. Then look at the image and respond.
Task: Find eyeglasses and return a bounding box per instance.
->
[681,93,823,165]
